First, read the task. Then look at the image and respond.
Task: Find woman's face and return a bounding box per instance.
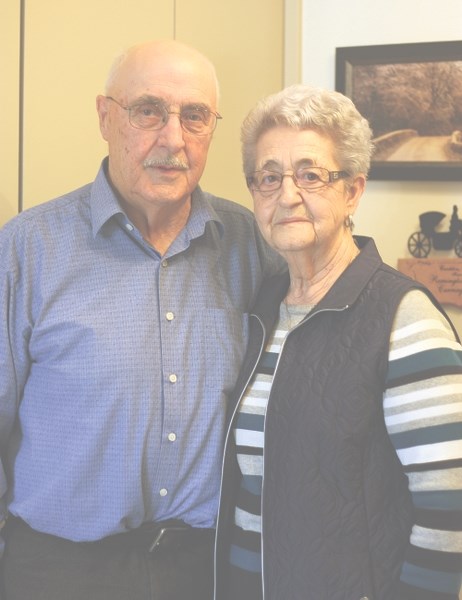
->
[250,126,363,264]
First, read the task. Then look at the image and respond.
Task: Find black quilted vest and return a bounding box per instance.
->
[215,237,449,600]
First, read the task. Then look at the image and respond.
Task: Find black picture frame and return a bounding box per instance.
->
[335,41,462,181]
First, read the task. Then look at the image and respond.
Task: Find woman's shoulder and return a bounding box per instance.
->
[393,289,459,343]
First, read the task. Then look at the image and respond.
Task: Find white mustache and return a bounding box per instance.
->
[143,157,189,170]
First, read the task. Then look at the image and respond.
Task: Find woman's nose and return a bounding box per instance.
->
[278,174,303,205]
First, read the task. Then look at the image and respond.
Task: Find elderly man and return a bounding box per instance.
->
[0,40,283,600]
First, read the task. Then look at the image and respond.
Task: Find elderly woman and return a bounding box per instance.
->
[214,85,462,600]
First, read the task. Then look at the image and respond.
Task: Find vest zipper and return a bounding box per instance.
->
[261,303,350,600]
[214,303,350,600]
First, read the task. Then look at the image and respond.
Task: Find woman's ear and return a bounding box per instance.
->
[346,174,366,215]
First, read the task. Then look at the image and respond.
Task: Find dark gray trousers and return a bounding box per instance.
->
[1,518,214,600]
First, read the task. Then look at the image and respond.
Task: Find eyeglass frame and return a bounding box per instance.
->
[247,166,350,196]
[105,95,222,136]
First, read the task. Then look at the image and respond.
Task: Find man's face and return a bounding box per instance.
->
[97,43,218,213]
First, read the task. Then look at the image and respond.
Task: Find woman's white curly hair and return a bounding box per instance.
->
[241,84,374,181]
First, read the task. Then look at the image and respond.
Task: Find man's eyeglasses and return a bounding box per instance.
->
[247,167,350,195]
[106,96,222,136]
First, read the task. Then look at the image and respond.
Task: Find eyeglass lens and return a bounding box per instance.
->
[130,102,216,135]
[252,167,335,193]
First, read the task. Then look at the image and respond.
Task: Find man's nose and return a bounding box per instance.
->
[156,112,186,150]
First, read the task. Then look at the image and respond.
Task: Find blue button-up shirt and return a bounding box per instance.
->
[0,160,284,542]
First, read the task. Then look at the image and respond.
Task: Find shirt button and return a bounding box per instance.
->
[167,432,177,442]
[159,488,168,497]
[166,311,174,321]
[161,260,168,268]
[125,223,134,231]
[169,374,177,383]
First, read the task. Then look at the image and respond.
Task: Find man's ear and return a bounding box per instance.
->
[96,95,110,141]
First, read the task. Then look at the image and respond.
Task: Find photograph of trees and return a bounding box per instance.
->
[351,60,462,163]
[336,41,462,180]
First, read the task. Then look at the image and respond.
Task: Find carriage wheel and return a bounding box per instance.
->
[454,238,462,258]
[407,232,431,258]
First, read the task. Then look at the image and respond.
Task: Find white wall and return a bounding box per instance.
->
[301,0,462,331]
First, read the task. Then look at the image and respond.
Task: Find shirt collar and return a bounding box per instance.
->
[186,188,224,239]
[89,158,224,240]
[90,159,125,237]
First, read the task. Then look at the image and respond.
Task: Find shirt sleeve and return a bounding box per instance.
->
[384,290,462,600]
[0,225,29,557]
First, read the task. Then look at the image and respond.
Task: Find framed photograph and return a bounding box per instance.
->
[335,41,462,181]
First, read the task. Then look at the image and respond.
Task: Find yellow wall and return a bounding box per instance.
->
[22,1,174,210]
[0,2,20,225]
[1,0,285,225]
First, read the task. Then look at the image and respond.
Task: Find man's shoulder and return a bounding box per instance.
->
[1,183,92,237]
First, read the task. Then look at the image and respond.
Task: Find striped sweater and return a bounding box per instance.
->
[230,290,462,599]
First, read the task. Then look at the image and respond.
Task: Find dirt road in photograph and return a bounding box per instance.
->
[386,135,456,161]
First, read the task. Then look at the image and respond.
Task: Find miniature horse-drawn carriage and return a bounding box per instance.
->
[407,208,462,258]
